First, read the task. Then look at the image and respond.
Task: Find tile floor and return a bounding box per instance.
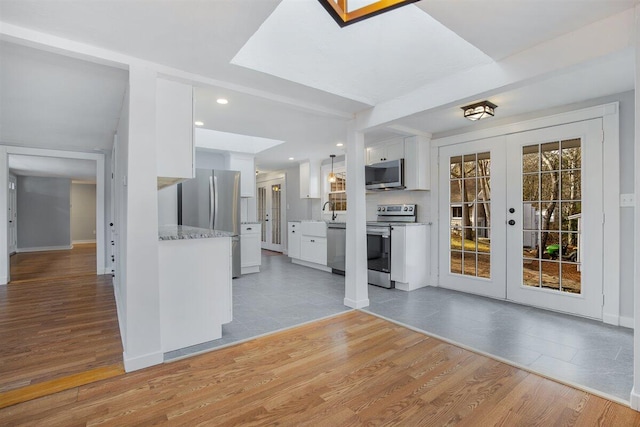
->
[166,252,633,402]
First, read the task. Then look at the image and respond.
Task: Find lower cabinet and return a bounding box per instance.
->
[288,221,330,272]
[300,236,327,265]
[288,222,301,258]
[391,224,430,291]
[241,223,261,274]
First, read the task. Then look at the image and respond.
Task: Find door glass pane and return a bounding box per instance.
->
[450,152,490,278]
[258,186,267,243]
[271,184,281,245]
[521,140,581,294]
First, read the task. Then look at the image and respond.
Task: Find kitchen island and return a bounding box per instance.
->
[158,225,233,353]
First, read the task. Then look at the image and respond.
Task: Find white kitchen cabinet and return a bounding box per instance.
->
[226,153,255,198]
[159,236,231,352]
[299,159,321,198]
[367,139,404,164]
[289,221,330,271]
[241,223,261,274]
[300,236,327,265]
[403,135,431,190]
[156,78,194,184]
[288,221,301,258]
[391,224,430,291]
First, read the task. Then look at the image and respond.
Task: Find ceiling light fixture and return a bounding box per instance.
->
[194,121,204,126]
[289,157,295,161]
[216,98,229,105]
[336,143,343,147]
[319,0,419,27]
[328,154,337,183]
[461,101,497,121]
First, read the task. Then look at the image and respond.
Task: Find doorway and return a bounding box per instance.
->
[439,119,604,319]
[8,175,16,255]
[257,177,285,252]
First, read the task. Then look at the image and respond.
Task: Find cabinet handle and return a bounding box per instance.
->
[292,231,295,233]
[247,227,252,231]
[311,239,315,242]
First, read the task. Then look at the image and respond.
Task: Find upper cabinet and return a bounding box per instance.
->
[156,78,195,185]
[367,139,404,164]
[366,135,431,191]
[299,159,321,198]
[225,153,255,198]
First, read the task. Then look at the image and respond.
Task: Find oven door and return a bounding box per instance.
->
[367,226,393,288]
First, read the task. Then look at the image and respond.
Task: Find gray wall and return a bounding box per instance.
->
[17,176,71,250]
[71,183,96,242]
[434,90,635,324]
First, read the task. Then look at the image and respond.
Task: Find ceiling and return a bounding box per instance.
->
[0,0,636,173]
[9,155,97,181]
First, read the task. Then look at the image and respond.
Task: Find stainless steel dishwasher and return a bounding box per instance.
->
[327,222,346,275]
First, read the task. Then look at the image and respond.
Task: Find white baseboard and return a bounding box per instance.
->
[631,387,640,410]
[619,315,634,329]
[123,350,163,372]
[603,312,619,326]
[344,297,370,309]
[241,265,260,274]
[16,245,72,253]
[291,258,332,273]
[72,239,96,244]
[0,276,7,285]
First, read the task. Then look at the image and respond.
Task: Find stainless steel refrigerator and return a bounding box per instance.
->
[178,169,241,278]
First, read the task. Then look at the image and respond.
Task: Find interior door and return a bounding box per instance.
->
[8,175,17,254]
[257,178,284,252]
[438,136,507,299]
[505,119,603,319]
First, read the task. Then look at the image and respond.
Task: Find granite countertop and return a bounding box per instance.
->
[159,225,235,241]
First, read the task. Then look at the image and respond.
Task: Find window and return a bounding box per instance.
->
[328,171,346,211]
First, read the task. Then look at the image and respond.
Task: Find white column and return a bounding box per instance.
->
[0,147,8,285]
[631,4,640,411]
[122,64,162,371]
[344,120,369,308]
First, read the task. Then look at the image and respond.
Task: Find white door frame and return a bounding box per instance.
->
[257,175,286,252]
[0,146,107,284]
[431,102,620,325]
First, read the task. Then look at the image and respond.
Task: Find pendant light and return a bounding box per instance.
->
[328,154,337,183]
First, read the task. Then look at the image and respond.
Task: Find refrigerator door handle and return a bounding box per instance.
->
[209,176,214,229]
[213,175,219,229]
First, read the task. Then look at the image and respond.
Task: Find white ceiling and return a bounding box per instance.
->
[0,0,636,173]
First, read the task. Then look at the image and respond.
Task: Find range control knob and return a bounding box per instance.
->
[377,207,381,211]
[403,207,408,211]
[409,206,413,211]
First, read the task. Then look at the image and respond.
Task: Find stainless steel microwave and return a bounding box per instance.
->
[365,159,404,190]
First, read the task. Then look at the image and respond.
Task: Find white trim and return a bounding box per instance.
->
[0,276,7,286]
[16,245,73,253]
[620,316,634,329]
[344,297,370,309]
[3,146,106,279]
[123,350,164,372]
[602,104,621,325]
[433,103,618,147]
[112,275,126,349]
[631,388,640,411]
[72,239,97,244]
[241,266,260,274]
[291,258,332,273]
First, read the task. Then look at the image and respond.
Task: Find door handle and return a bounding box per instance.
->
[509,208,515,214]
[508,219,516,226]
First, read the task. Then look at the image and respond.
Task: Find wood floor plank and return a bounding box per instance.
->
[0,245,123,403]
[2,311,637,425]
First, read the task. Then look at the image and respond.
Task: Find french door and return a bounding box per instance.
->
[257,177,284,252]
[439,119,603,319]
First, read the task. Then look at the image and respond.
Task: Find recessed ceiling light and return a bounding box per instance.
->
[288,157,294,161]
[336,143,343,147]
[217,98,229,105]
[194,121,204,126]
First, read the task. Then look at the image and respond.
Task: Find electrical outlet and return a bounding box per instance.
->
[620,193,635,207]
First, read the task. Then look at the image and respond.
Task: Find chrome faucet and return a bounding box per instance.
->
[322,201,337,221]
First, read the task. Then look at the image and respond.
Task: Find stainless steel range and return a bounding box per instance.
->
[367,204,417,288]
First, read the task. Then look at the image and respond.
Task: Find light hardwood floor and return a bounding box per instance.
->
[2,311,638,425]
[0,245,123,403]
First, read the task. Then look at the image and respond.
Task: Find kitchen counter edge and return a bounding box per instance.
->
[159,225,235,241]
